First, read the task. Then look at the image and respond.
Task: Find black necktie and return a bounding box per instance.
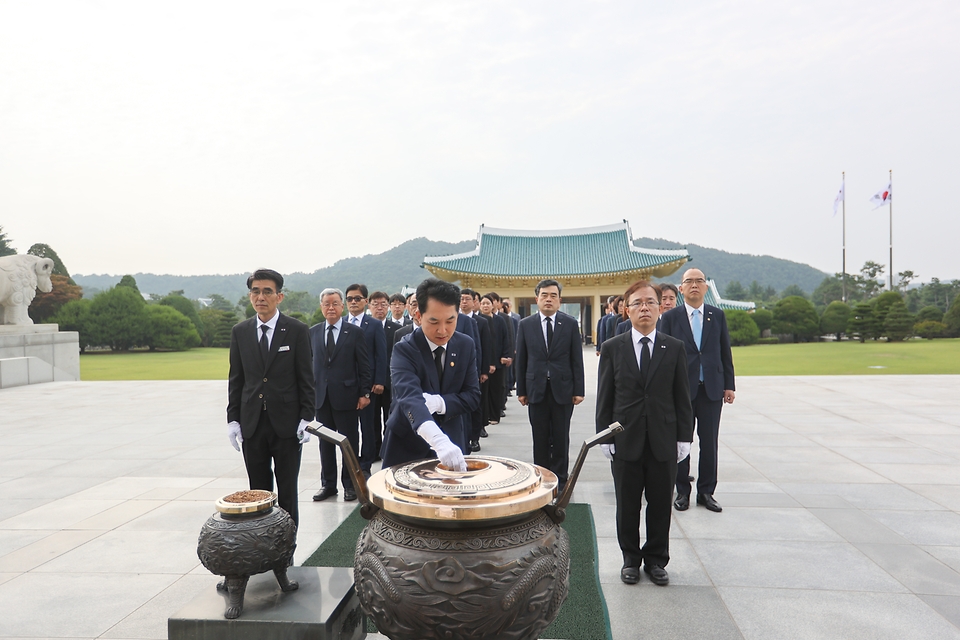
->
[639,337,651,384]
[545,316,554,351]
[260,324,270,363]
[326,324,335,361]
[434,346,445,385]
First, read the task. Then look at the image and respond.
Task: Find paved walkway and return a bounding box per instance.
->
[2,354,960,638]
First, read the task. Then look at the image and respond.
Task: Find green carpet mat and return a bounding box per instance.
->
[303,503,611,640]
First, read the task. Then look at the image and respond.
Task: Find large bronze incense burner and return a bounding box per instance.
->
[196,490,298,619]
[307,422,621,640]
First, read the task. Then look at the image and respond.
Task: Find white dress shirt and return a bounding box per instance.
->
[684,302,705,334]
[256,310,280,349]
[630,326,657,371]
[324,317,343,345]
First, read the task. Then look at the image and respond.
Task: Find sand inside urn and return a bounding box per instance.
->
[222,490,273,503]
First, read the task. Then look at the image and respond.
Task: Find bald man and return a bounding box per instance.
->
[658,268,735,513]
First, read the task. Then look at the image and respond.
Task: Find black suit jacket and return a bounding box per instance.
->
[309,321,372,412]
[467,312,493,374]
[394,322,415,345]
[381,330,481,467]
[596,331,693,462]
[658,304,735,402]
[228,313,315,439]
[383,319,401,389]
[515,312,585,404]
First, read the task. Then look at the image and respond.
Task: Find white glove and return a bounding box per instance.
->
[678,442,691,462]
[297,419,311,444]
[227,421,243,451]
[418,421,466,471]
[422,393,446,415]
[600,443,615,460]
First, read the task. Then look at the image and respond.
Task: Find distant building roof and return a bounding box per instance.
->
[677,279,756,312]
[423,222,690,282]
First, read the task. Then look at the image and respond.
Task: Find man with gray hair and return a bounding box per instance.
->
[310,287,372,502]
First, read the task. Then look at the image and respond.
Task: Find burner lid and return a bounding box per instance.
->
[366,456,557,521]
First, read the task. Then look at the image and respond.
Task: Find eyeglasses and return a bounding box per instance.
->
[369,300,388,307]
[681,278,706,285]
[321,302,342,308]
[345,296,365,303]
[249,288,277,297]
[626,300,658,308]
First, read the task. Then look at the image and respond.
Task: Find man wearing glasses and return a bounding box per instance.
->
[597,280,693,586]
[659,268,736,513]
[344,284,387,478]
[227,269,315,529]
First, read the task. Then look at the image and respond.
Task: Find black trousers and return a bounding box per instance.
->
[358,400,378,473]
[486,368,505,422]
[527,382,573,485]
[317,398,360,491]
[242,410,302,528]
[676,383,723,496]
[613,438,676,569]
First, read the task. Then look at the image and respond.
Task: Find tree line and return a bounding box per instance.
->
[720,261,960,345]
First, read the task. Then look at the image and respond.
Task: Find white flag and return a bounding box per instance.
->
[832,180,844,216]
[870,182,892,209]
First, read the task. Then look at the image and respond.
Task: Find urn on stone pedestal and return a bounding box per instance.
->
[196,490,298,619]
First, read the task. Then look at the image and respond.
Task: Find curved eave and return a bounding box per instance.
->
[423,257,690,284]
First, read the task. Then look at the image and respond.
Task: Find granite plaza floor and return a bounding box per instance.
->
[2,355,960,639]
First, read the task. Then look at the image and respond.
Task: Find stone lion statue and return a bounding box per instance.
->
[0,254,55,325]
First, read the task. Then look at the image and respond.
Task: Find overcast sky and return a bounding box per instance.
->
[2,1,958,284]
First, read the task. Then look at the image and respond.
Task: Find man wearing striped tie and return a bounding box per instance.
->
[658,268,736,514]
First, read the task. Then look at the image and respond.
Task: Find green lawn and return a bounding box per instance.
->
[732,338,960,375]
[81,348,230,380]
[79,340,960,381]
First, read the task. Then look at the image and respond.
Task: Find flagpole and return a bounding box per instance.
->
[888,169,893,291]
[842,171,846,303]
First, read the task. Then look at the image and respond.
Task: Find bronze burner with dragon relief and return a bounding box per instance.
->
[307,422,621,640]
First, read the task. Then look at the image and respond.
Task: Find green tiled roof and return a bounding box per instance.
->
[423,222,689,277]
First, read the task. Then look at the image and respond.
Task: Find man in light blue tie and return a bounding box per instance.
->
[658,268,736,513]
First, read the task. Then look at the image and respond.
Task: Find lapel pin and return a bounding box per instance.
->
[450,361,455,367]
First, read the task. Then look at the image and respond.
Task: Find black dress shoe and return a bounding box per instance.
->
[643,564,669,586]
[500,410,506,417]
[343,489,357,502]
[674,494,690,511]
[620,565,640,585]
[697,493,722,512]
[480,427,488,438]
[469,440,481,452]
[312,487,337,502]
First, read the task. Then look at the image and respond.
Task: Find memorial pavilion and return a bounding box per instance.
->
[422,221,691,343]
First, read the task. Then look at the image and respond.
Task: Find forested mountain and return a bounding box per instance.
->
[74,235,828,301]
[635,237,828,294]
[73,238,475,301]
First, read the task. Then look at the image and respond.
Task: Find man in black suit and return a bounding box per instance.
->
[659,268,735,513]
[370,291,401,460]
[515,279,585,489]
[227,268,315,529]
[393,294,419,345]
[597,280,693,586]
[344,284,388,478]
[461,288,492,452]
[310,288,372,502]
[389,293,412,326]
[380,278,481,470]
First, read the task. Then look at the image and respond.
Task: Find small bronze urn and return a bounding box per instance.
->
[196,490,298,619]
[308,422,621,640]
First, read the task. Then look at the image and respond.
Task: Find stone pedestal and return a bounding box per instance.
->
[168,567,365,640]
[0,324,79,388]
